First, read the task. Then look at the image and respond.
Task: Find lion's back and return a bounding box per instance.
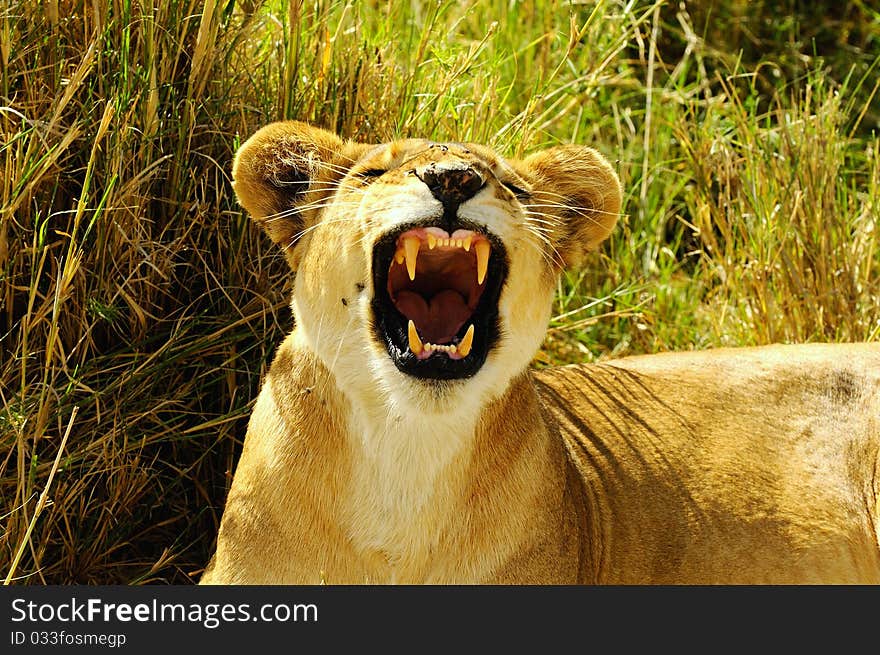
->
[532,343,880,583]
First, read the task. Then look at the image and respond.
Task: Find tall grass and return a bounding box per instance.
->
[1,0,878,583]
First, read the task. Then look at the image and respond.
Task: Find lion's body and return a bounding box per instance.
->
[202,122,880,584]
[540,343,880,583]
[203,339,880,584]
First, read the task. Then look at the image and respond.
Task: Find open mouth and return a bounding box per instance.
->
[371,223,508,379]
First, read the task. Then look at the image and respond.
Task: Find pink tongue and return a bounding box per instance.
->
[396,290,471,344]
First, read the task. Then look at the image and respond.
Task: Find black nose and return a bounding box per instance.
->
[416,162,484,207]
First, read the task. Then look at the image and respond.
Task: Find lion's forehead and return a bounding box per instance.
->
[353,139,513,179]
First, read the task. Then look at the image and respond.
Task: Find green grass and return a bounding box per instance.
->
[1,0,878,583]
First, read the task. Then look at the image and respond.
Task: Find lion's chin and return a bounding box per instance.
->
[370,220,508,380]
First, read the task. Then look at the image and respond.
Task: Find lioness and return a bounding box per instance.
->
[202,121,880,584]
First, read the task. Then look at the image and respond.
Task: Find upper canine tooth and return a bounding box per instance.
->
[403,236,420,280]
[458,324,475,357]
[475,240,490,285]
[408,320,423,355]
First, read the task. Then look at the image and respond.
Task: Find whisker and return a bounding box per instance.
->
[526,202,624,219]
[280,215,366,249]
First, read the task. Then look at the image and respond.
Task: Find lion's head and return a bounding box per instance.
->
[232,121,621,413]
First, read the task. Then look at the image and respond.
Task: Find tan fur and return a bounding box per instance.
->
[202,121,880,584]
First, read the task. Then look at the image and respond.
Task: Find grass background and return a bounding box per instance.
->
[1,0,878,584]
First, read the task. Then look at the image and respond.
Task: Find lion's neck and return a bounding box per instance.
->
[332,364,579,582]
[281,326,584,582]
[341,398,478,564]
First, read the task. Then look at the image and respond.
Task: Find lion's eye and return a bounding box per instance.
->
[502,181,530,198]
[357,168,386,179]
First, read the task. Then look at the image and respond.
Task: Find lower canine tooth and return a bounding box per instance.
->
[407,320,423,355]
[458,324,475,357]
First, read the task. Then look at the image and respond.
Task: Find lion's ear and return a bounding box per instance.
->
[232,121,365,268]
[520,145,622,269]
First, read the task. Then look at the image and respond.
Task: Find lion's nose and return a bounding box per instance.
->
[416,162,485,207]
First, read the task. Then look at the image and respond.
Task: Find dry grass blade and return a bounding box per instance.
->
[4,406,78,585]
